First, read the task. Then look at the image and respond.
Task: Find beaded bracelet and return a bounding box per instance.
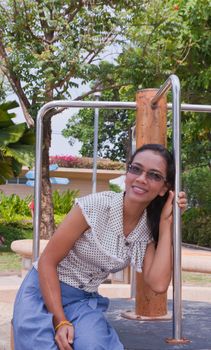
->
[55,320,73,331]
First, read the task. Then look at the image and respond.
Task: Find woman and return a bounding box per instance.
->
[13,144,187,350]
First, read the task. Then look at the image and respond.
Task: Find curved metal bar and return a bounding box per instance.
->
[151,74,182,340]
[33,100,139,261]
[34,96,211,262]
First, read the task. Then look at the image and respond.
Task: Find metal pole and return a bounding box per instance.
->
[178,103,211,113]
[130,124,137,299]
[92,93,101,193]
[171,76,182,341]
[152,74,186,342]
[33,111,43,261]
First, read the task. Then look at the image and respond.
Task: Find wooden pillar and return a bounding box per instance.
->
[135,89,167,147]
[135,88,168,318]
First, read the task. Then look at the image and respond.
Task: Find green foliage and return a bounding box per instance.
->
[183,166,211,210]
[0,221,33,252]
[0,1,132,115]
[62,0,211,166]
[181,113,211,169]
[0,192,32,222]
[0,101,35,184]
[63,90,134,162]
[52,189,79,215]
[0,189,79,250]
[182,208,211,247]
[182,166,211,247]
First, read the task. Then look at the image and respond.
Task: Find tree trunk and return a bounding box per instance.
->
[40,115,55,239]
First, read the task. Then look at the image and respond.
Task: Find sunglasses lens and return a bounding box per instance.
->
[128,165,165,182]
[128,165,141,175]
[147,172,163,182]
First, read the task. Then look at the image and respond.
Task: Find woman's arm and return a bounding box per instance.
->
[142,191,187,293]
[38,205,89,348]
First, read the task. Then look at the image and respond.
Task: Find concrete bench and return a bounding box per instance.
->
[182,247,211,274]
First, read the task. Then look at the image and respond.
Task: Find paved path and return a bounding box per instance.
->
[108,299,211,350]
[1,245,211,350]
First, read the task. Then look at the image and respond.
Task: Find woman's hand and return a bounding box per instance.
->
[160,190,187,225]
[177,191,187,214]
[55,323,74,350]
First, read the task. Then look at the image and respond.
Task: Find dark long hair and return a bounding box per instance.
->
[128,144,175,244]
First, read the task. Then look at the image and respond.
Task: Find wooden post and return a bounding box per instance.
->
[122,88,170,320]
[135,88,168,318]
[135,89,167,147]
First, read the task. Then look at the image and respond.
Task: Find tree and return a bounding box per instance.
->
[0,0,136,238]
[63,0,211,169]
[63,89,134,163]
[0,100,34,184]
[117,0,211,168]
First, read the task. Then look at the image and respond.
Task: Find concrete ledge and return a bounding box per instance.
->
[11,239,48,258]
[182,247,211,273]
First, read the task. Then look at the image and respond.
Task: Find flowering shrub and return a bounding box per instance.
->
[49,155,80,168]
[49,155,125,171]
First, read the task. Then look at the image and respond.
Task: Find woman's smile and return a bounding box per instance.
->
[131,185,148,195]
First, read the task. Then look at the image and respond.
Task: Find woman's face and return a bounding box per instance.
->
[125,150,168,205]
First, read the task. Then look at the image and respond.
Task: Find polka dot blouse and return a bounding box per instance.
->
[55,191,152,292]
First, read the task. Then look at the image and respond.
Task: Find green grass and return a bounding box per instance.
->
[0,252,21,273]
[182,271,211,286]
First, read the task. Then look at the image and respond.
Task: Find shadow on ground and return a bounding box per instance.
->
[107,299,211,350]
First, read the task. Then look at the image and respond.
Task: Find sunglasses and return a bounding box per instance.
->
[128,164,166,182]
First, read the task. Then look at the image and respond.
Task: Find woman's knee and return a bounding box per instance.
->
[74,334,124,350]
[74,338,106,350]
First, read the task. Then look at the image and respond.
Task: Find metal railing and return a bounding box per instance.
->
[152,75,182,341]
[33,74,211,342]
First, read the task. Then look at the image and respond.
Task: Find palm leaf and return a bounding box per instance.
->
[0,101,35,181]
[0,157,14,184]
[0,109,14,128]
[4,144,34,166]
[19,128,35,145]
[0,123,26,146]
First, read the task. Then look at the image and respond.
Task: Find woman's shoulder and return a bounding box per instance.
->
[76,191,120,207]
[75,191,122,228]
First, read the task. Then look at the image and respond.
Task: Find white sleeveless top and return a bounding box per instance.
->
[54,191,152,292]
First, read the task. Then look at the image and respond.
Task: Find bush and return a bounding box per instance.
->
[182,166,211,247]
[182,208,211,248]
[52,189,79,215]
[50,155,125,170]
[0,221,33,252]
[183,166,211,211]
[0,192,31,222]
[0,189,79,251]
